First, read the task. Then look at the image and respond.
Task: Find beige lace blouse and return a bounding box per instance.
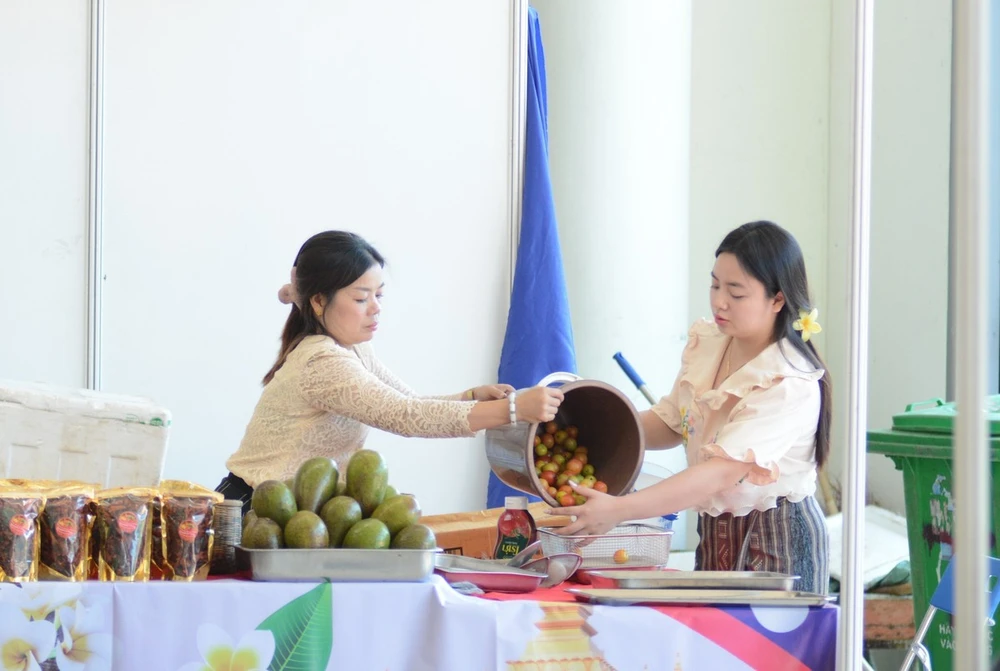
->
[226,335,476,487]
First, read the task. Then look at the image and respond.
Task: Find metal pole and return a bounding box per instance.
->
[508,0,529,291]
[838,0,873,667]
[86,0,105,391]
[900,606,939,671]
[951,1,990,669]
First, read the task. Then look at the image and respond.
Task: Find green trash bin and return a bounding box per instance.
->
[867,397,1000,669]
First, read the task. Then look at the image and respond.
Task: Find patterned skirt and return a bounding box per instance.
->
[694,495,830,594]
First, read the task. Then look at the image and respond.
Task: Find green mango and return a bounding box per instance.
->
[320,496,363,548]
[284,511,330,549]
[250,480,297,529]
[372,494,421,537]
[293,457,339,514]
[345,449,389,517]
[242,517,284,549]
[391,524,437,550]
[342,518,391,549]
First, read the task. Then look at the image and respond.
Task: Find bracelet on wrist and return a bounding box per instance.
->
[508,390,517,424]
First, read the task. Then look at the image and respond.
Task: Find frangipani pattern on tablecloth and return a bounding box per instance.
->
[5,584,84,623]
[0,601,55,671]
[53,602,112,671]
[176,624,275,671]
[1,577,837,670]
[177,582,331,671]
[0,584,110,671]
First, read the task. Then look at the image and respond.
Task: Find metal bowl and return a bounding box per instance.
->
[528,552,583,587]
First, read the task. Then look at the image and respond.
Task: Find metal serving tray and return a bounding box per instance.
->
[238,546,439,582]
[585,570,799,591]
[433,554,544,593]
[573,559,668,585]
[567,588,835,608]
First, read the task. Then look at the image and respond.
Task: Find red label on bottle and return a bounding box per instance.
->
[493,509,537,560]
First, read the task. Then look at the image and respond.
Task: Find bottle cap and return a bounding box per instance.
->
[504,496,528,510]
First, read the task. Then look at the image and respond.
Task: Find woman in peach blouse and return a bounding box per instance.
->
[557,221,831,593]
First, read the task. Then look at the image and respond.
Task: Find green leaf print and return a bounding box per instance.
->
[256,583,333,671]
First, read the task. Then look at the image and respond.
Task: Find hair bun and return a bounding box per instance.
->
[278,267,300,305]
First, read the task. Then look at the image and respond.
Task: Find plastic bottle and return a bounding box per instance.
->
[493,496,537,560]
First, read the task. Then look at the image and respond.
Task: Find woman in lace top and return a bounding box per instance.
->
[218,231,564,510]
[555,221,832,593]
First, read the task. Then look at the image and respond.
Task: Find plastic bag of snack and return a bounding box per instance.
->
[149,494,165,580]
[96,487,156,582]
[0,482,44,582]
[38,483,96,581]
[159,481,223,582]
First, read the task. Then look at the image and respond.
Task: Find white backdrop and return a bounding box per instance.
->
[99,0,518,514]
[531,0,694,548]
[2,1,521,515]
[0,1,91,388]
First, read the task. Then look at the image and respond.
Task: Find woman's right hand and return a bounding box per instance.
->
[515,386,564,424]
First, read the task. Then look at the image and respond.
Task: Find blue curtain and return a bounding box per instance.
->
[486,7,577,509]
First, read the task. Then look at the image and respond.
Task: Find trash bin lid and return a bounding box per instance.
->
[890,396,1000,436]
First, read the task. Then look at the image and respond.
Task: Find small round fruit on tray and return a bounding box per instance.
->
[533,420,610,506]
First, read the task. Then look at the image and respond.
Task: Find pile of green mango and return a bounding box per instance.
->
[241,449,436,551]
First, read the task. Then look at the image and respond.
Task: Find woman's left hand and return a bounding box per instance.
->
[551,482,624,536]
[470,384,515,401]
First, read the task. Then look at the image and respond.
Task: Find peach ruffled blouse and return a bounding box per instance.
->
[652,320,825,517]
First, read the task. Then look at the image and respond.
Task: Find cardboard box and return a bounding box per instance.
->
[422,502,571,559]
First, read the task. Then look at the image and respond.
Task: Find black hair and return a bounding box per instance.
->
[716,220,831,467]
[263,231,384,384]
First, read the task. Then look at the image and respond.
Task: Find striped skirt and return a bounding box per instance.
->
[694,496,830,594]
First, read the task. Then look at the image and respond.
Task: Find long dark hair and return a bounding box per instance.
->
[715,221,832,468]
[263,231,385,385]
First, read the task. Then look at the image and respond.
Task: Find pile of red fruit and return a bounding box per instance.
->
[534,420,608,507]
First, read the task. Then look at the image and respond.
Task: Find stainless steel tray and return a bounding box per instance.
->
[238,546,439,582]
[572,559,668,585]
[585,570,799,591]
[567,588,835,607]
[433,554,544,593]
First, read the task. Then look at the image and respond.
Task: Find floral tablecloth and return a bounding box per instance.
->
[0,576,837,671]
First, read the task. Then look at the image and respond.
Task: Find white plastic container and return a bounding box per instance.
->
[0,379,170,488]
[629,460,689,549]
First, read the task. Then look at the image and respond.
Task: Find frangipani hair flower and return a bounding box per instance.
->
[793,308,822,342]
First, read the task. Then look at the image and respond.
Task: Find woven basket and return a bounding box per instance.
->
[209,499,243,575]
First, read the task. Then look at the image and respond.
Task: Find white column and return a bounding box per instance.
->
[950,2,991,668]
[838,0,874,666]
[530,1,694,548]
